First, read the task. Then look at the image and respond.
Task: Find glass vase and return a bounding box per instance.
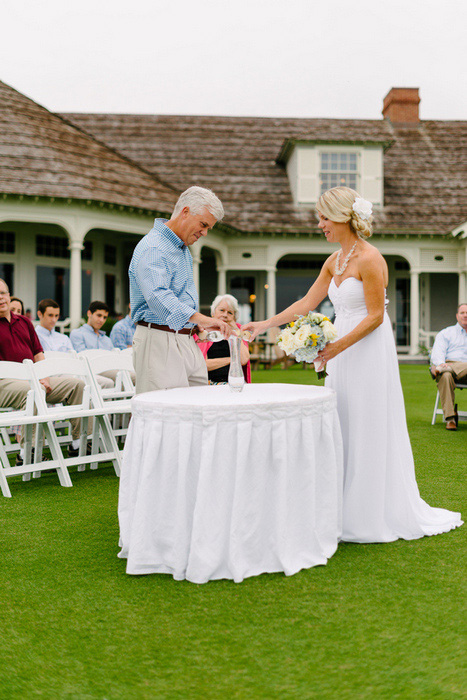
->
[228,336,245,393]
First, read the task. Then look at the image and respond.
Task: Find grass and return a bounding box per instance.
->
[0,366,465,699]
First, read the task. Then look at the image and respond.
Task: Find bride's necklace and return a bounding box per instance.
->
[335,241,357,276]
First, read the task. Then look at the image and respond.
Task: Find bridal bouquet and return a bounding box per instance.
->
[276,312,338,378]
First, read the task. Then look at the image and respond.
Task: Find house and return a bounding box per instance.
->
[1,81,466,352]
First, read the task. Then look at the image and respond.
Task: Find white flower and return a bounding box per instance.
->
[294,324,313,348]
[278,327,296,355]
[352,197,373,221]
[321,320,338,342]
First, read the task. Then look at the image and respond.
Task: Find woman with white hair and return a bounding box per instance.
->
[196,294,251,384]
[243,187,462,543]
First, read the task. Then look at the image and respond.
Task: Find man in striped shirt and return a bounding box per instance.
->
[129,186,231,394]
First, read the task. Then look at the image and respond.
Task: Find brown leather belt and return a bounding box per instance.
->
[137,321,195,336]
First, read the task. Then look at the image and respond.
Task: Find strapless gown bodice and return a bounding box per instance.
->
[328,276,388,318]
[325,276,462,543]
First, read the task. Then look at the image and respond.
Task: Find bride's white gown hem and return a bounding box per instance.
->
[326,277,462,544]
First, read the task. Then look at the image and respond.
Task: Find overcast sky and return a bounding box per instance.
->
[1,0,466,120]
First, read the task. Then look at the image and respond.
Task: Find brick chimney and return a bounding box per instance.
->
[382,88,420,123]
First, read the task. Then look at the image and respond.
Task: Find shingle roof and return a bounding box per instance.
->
[62,113,467,236]
[0,80,177,212]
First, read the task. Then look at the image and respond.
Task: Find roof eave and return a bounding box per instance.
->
[0,192,172,219]
[276,138,395,166]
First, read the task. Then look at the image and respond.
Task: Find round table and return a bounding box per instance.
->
[118,383,343,584]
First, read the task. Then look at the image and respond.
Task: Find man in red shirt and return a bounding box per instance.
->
[0,279,86,461]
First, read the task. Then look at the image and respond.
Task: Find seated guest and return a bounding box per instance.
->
[196,294,250,384]
[70,300,135,387]
[110,304,136,349]
[430,303,467,430]
[0,279,87,461]
[70,301,114,352]
[35,299,74,353]
[10,297,24,315]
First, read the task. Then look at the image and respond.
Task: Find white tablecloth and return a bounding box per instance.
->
[118,383,343,584]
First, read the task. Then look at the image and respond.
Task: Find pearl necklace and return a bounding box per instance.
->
[335,241,357,276]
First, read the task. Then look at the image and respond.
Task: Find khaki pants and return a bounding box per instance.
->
[98,369,136,389]
[435,361,467,420]
[132,325,208,395]
[0,376,85,441]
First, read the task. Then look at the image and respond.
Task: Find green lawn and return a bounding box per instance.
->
[1,366,465,699]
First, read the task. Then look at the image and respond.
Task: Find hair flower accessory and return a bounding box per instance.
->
[352,197,373,220]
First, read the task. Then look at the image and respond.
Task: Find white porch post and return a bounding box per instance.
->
[192,251,201,295]
[459,271,466,304]
[69,240,84,330]
[266,268,276,320]
[217,267,227,296]
[410,269,420,355]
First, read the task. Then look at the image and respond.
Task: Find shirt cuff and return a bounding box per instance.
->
[166,303,197,331]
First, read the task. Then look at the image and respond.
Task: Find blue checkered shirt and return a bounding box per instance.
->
[129,219,198,330]
[109,314,136,349]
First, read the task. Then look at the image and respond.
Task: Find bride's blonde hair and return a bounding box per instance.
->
[316,187,373,239]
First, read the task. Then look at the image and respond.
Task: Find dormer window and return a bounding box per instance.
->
[320,152,358,194]
[277,139,391,208]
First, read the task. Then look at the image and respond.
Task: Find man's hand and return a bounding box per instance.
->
[192,313,233,339]
[40,378,52,394]
[436,363,453,373]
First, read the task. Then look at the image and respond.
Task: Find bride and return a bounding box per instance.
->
[242,187,462,543]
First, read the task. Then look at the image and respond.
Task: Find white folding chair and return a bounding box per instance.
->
[82,352,134,441]
[44,350,78,360]
[432,382,467,425]
[24,357,123,477]
[0,361,72,498]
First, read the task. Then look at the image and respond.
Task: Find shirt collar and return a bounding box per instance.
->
[457,323,467,334]
[3,313,20,325]
[37,325,54,336]
[85,323,105,337]
[154,218,186,249]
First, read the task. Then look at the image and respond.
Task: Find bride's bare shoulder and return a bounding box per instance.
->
[358,242,388,282]
[359,242,385,265]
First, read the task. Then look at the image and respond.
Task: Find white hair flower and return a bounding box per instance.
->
[352,197,373,221]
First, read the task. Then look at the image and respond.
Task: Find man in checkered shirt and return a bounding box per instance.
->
[129,186,231,394]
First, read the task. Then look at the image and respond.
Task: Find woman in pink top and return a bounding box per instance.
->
[196,294,251,384]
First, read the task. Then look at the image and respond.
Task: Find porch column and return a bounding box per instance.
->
[266,269,276,320]
[459,271,467,304]
[217,267,227,296]
[192,251,201,295]
[410,269,420,355]
[69,241,84,330]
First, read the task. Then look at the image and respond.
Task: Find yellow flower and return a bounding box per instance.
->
[310,333,319,346]
[290,321,295,327]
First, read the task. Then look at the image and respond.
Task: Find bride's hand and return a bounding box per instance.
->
[317,341,341,364]
[240,320,268,341]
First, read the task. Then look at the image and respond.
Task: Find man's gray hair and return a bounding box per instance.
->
[173,186,224,221]
[210,294,239,319]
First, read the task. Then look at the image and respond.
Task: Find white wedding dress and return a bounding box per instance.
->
[326,276,462,543]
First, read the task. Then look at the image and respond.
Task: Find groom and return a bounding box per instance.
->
[129,186,232,394]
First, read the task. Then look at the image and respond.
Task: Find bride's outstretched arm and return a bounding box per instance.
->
[241,262,333,339]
